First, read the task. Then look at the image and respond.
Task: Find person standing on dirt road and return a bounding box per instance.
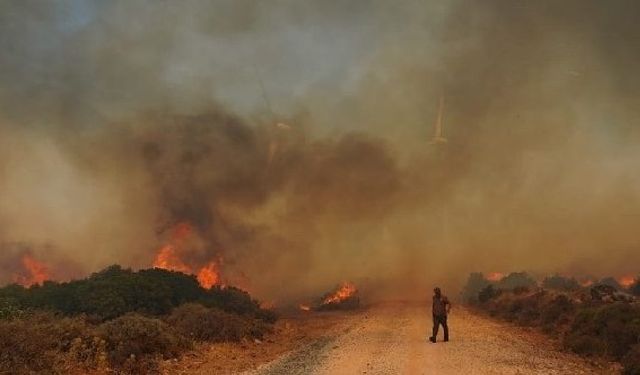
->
[429,287,451,343]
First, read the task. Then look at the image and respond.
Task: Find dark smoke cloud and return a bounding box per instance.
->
[0,1,639,300]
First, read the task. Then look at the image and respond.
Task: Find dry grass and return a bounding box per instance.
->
[166,303,271,343]
[0,303,275,374]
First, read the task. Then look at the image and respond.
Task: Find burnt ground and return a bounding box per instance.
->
[168,302,619,375]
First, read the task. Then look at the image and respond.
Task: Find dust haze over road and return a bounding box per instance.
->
[247,302,612,375]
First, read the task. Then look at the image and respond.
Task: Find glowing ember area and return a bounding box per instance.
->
[486,272,504,282]
[580,279,595,287]
[13,254,50,286]
[299,304,311,311]
[617,275,636,288]
[322,282,357,305]
[197,262,220,289]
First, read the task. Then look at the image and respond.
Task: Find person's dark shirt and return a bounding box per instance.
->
[432,294,450,316]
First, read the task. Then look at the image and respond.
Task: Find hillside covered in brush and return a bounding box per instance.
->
[0,265,276,374]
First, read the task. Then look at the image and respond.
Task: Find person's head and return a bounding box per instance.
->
[434,287,441,297]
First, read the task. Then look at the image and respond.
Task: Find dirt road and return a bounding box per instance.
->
[247,302,616,375]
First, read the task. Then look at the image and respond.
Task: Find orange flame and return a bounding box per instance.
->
[617,275,636,288]
[14,254,50,286]
[323,282,357,305]
[152,222,193,273]
[152,245,192,274]
[152,222,222,289]
[486,272,504,282]
[197,262,220,289]
[580,279,595,287]
[299,304,311,311]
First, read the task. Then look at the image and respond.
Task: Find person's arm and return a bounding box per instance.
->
[445,296,452,314]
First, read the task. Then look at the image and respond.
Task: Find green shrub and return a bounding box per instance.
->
[0,266,276,323]
[564,334,607,356]
[598,277,622,290]
[478,285,500,303]
[98,313,191,371]
[564,303,640,359]
[201,286,260,316]
[542,275,580,292]
[496,272,536,290]
[592,303,640,359]
[515,297,541,326]
[540,294,574,326]
[474,273,640,367]
[461,272,490,304]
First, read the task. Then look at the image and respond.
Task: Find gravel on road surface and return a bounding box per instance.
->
[248,302,617,375]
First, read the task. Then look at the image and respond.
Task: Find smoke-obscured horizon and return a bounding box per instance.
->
[1,0,639,301]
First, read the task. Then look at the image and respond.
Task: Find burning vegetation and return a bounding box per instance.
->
[0,264,276,374]
[486,272,505,282]
[151,222,222,289]
[12,254,50,287]
[617,275,636,289]
[462,272,640,304]
[322,282,358,305]
[295,282,360,312]
[317,282,360,311]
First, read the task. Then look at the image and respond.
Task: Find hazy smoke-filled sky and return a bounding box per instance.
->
[1,0,639,301]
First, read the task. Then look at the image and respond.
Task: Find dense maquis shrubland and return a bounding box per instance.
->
[0,266,276,374]
[462,272,640,375]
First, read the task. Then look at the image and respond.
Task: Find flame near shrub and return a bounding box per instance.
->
[0,265,277,374]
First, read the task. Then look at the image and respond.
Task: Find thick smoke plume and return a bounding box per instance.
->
[0,1,639,301]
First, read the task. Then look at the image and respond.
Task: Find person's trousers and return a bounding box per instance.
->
[432,314,449,341]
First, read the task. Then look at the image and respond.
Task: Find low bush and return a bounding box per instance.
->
[0,312,106,374]
[540,294,575,327]
[470,271,640,373]
[98,313,191,372]
[598,277,622,290]
[514,294,542,326]
[0,297,24,320]
[563,303,640,366]
[461,272,490,304]
[478,285,500,303]
[542,275,580,292]
[590,303,640,359]
[0,266,278,373]
[564,333,607,356]
[496,272,537,290]
[167,303,269,342]
[200,286,269,319]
